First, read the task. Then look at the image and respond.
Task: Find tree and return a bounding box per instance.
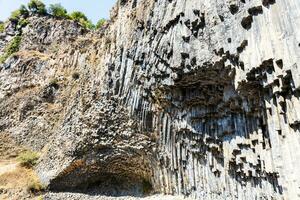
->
[9,10,21,23]
[28,0,47,15]
[19,5,29,18]
[83,19,95,29]
[69,11,94,29]
[48,4,68,18]
[96,18,106,29]
[69,11,88,22]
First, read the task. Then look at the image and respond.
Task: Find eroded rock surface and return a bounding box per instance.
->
[0,0,300,199]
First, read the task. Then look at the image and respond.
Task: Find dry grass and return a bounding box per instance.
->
[0,165,43,193]
[0,142,44,199]
[0,133,24,159]
[15,50,49,61]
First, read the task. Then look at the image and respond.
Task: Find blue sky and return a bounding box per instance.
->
[0,0,117,23]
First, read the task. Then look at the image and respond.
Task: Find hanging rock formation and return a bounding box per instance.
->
[0,0,300,199]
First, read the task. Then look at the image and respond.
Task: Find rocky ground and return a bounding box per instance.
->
[44,193,188,200]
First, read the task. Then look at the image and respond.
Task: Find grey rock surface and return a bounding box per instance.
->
[44,193,189,200]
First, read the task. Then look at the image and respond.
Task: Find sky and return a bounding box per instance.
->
[0,0,117,24]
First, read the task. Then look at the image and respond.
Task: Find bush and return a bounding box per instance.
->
[48,4,68,18]
[19,4,29,18]
[9,10,22,23]
[9,5,29,24]
[82,19,95,29]
[27,179,44,194]
[69,11,94,29]
[0,36,22,63]
[6,36,22,55]
[37,196,44,200]
[18,18,29,28]
[17,150,39,168]
[69,11,88,22]
[0,23,4,33]
[28,0,47,15]
[96,18,106,29]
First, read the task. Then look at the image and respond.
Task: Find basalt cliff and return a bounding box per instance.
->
[0,0,300,199]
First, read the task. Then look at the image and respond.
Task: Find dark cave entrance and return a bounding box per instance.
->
[48,154,155,197]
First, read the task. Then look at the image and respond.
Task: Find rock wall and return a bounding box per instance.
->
[97,0,300,199]
[0,0,300,199]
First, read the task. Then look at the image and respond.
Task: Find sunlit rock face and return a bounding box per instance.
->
[100,0,300,199]
[1,0,300,199]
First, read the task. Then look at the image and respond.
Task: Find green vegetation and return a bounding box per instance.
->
[69,11,94,29]
[9,5,29,27]
[96,18,106,29]
[17,150,39,168]
[82,19,95,29]
[18,18,29,28]
[0,22,4,33]
[0,36,22,63]
[37,196,44,200]
[9,9,22,23]
[36,196,44,200]
[48,3,68,18]
[69,11,88,22]
[28,0,47,15]
[19,4,29,18]
[6,0,106,30]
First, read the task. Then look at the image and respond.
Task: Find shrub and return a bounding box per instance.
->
[82,19,95,29]
[37,196,44,200]
[6,36,22,55]
[9,10,21,23]
[19,4,29,18]
[48,4,68,18]
[96,18,106,29]
[0,23,4,33]
[27,178,44,194]
[69,11,94,29]
[0,36,22,63]
[17,150,39,168]
[69,11,88,22]
[9,5,29,24]
[28,0,47,15]
[18,18,29,28]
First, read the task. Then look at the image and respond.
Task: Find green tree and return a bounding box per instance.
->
[9,10,21,23]
[96,18,106,29]
[18,18,29,28]
[48,4,68,18]
[69,11,88,22]
[28,0,47,15]
[69,11,94,29]
[19,5,29,18]
[83,19,95,29]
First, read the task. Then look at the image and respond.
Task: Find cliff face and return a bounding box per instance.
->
[0,0,300,199]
